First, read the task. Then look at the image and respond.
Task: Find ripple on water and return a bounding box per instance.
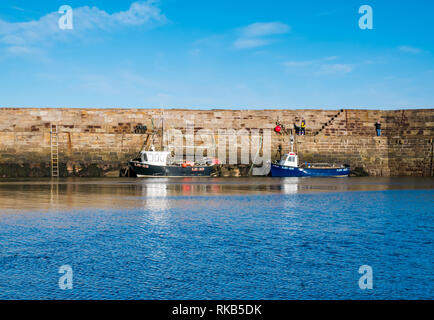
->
[0,179,433,299]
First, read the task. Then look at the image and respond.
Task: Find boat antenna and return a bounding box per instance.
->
[151,118,155,148]
[290,132,294,153]
[161,115,164,150]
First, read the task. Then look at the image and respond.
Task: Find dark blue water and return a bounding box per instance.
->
[0,178,433,299]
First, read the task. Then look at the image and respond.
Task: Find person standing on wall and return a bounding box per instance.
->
[301,119,306,135]
[375,120,381,136]
[294,122,300,135]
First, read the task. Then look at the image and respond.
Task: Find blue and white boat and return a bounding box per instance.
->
[271,152,350,177]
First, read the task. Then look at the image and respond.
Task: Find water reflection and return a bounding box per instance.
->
[0,177,433,300]
[140,179,169,212]
[281,179,299,194]
[0,177,432,212]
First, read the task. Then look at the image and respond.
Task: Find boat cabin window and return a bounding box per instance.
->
[141,151,170,166]
[279,153,298,167]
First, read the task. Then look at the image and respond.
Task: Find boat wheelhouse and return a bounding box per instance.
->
[271,152,350,177]
[129,149,215,177]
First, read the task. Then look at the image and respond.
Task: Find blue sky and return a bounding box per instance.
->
[0,0,433,109]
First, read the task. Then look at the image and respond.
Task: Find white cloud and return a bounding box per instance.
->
[234,21,290,49]
[399,46,422,54]
[10,6,26,12]
[283,60,314,67]
[283,56,341,69]
[0,1,166,51]
[7,46,35,54]
[323,56,339,61]
[189,48,201,56]
[110,1,166,26]
[241,22,290,38]
[234,38,271,49]
[283,57,353,75]
[318,63,353,75]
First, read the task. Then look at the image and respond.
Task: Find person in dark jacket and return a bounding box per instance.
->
[294,123,300,135]
[375,120,381,136]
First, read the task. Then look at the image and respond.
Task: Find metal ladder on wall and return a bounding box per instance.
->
[50,124,59,177]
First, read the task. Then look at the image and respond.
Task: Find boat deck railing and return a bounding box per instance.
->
[300,163,344,169]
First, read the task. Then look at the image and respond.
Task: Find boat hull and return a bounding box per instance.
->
[270,164,350,177]
[129,162,214,177]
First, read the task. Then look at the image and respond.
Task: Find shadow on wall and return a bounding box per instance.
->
[0,162,112,178]
[350,167,369,177]
[0,163,52,178]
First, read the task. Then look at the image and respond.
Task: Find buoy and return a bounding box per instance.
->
[275,125,281,133]
[182,163,188,168]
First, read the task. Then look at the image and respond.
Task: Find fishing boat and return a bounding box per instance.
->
[270,137,349,177]
[128,116,216,177]
[270,152,350,177]
[128,148,216,177]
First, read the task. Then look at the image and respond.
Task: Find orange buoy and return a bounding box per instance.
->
[182,163,188,168]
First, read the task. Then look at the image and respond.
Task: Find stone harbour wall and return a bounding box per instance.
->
[0,108,432,177]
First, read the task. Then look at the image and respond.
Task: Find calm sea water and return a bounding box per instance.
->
[0,177,433,300]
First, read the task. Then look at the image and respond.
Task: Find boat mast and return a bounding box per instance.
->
[290,133,294,153]
[161,115,164,150]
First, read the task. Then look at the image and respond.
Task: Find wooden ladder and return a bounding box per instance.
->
[50,124,59,177]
